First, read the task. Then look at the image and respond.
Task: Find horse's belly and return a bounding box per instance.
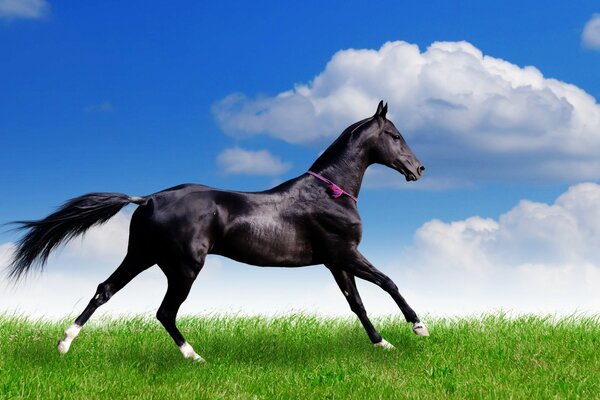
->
[215,217,315,266]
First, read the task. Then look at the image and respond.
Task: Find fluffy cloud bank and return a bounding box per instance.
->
[217,147,291,176]
[582,14,600,50]
[414,182,600,268]
[2,184,600,318]
[0,0,49,20]
[397,182,600,314]
[214,41,600,184]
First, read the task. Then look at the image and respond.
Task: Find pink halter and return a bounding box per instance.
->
[307,171,358,202]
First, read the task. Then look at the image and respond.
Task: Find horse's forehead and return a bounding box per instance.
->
[383,119,399,131]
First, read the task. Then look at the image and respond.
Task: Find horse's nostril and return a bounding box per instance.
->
[418,165,425,174]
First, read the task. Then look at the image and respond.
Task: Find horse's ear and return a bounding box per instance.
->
[375,100,388,119]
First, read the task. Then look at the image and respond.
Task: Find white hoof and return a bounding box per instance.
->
[57,339,71,354]
[412,322,429,337]
[179,342,205,362]
[57,324,81,354]
[374,338,395,349]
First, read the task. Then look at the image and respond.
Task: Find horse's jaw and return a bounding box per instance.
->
[392,163,424,182]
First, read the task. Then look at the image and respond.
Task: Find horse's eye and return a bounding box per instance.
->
[385,130,400,141]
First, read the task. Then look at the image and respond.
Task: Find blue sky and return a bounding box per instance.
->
[2,1,600,318]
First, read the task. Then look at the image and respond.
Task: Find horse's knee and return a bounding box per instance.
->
[92,283,114,306]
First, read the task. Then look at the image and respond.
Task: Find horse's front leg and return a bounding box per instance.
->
[327,266,394,349]
[339,250,429,337]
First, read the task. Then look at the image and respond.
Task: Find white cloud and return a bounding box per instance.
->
[393,182,600,315]
[0,0,49,20]
[213,41,600,184]
[217,147,291,176]
[582,14,600,49]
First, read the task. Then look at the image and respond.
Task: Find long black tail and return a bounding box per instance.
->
[7,192,148,281]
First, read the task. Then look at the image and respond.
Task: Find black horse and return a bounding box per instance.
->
[8,101,427,361]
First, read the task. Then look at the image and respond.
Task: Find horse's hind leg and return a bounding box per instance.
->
[156,260,204,361]
[57,253,151,354]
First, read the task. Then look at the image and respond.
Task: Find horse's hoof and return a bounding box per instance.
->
[412,322,429,336]
[57,324,81,354]
[374,338,395,349]
[57,340,70,354]
[180,342,205,362]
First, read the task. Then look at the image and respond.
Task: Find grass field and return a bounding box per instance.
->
[1,314,599,399]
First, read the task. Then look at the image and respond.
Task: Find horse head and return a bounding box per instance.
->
[365,101,425,182]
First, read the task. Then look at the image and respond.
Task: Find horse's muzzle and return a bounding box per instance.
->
[405,165,425,181]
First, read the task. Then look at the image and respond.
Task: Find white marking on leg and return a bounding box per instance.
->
[57,323,82,354]
[374,338,395,349]
[343,290,349,297]
[179,342,205,362]
[412,322,429,336]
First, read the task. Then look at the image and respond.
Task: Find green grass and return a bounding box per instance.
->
[1,314,599,399]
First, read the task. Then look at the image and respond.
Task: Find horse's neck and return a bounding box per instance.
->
[308,143,370,199]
